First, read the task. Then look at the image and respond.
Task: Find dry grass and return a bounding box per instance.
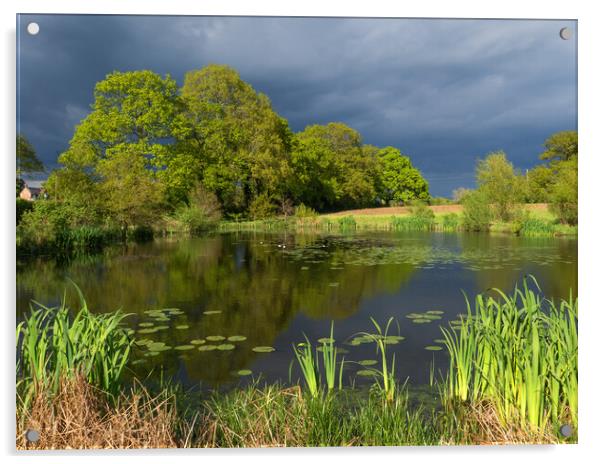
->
[16,375,187,450]
[325,203,549,217]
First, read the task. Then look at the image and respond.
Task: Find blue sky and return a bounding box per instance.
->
[17,15,577,196]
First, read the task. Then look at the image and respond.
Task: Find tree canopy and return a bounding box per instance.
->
[40,65,430,229]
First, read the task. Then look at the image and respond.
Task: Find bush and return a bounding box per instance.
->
[173,185,222,234]
[549,161,577,225]
[294,203,318,218]
[248,193,276,220]
[515,217,556,237]
[16,198,33,225]
[461,190,492,231]
[429,196,453,206]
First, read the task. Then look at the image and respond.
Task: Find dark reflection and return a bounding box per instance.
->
[16,231,577,388]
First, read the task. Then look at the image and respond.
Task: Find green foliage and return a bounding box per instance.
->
[294,203,318,218]
[524,165,555,203]
[337,215,357,230]
[390,203,435,231]
[442,277,577,431]
[248,193,277,220]
[172,184,222,234]
[476,151,523,222]
[16,288,133,406]
[97,145,165,230]
[441,213,460,231]
[429,196,453,205]
[515,217,556,237]
[16,198,33,225]
[291,123,377,210]
[17,134,44,177]
[549,158,578,225]
[180,65,293,213]
[376,146,429,205]
[540,130,578,163]
[461,189,492,231]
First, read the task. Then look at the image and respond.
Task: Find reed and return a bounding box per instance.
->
[441,276,578,433]
[16,285,133,407]
[292,337,320,398]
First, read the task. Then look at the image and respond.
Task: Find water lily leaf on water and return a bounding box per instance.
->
[412,319,432,324]
[300,266,309,271]
[384,338,400,345]
[135,339,152,346]
[206,335,225,342]
[426,310,444,315]
[217,344,235,351]
[131,359,146,365]
[190,339,206,345]
[425,345,443,351]
[138,322,155,327]
[386,335,405,341]
[145,351,161,357]
[252,346,275,353]
[148,344,171,352]
[175,325,189,330]
[203,310,222,315]
[405,313,424,319]
[198,345,217,351]
[154,325,170,331]
[328,282,339,287]
[356,369,375,377]
[317,337,335,344]
[165,308,184,315]
[358,360,377,366]
[433,339,446,344]
[227,335,247,342]
[237,369,253,376]
[137,328,158,334]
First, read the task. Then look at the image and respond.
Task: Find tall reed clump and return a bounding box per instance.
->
[390,203,435,231]
[291,322,345,398]
[16,286,133,407]
[441,276,577,434]
[337,215,357,231]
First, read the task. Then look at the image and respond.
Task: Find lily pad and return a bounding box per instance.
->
[425,345,443,351]
[328,282,339,287]
[190,339,206,345]
[317,337,335,344]
[252,346,275,353]
[227,335,247,342]
[154,325,170,331]
[356,369,375,377]
[145,351,161,357]
[426,310,444,315]
[175,325,189,330]
[412,318,432,324]
[203,310,222,315]
[174,345,195,351]
[433,339,446,344]
[138,322,155,327]
[198,345,217,351]
[237,369,253,376]
[217,344,235,351]
[358,360,377,366]
[137,328,158,334]
[206,335,225,342]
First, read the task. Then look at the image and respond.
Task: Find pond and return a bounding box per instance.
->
[16,231,577,390]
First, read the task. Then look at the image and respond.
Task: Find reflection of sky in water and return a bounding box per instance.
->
[16,231,577,390]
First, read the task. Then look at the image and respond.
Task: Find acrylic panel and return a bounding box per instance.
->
[16,14,578,449]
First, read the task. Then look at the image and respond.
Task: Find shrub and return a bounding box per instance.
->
[131,225,154,242]
[248,193,277,220]
[549,161,577,225]
[16,198,33,225]
[461,190,492,231]
[173,185,222,234]
[294,203,318,218]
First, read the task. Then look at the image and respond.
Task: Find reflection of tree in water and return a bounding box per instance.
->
[16,231,576,386]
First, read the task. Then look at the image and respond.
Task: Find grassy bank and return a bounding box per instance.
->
[16,279,577,448]
[220,204,577,237]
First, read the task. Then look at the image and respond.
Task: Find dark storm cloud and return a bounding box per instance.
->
[17,15,576,196]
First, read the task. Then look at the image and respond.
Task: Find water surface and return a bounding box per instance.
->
[17,231,577,389]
